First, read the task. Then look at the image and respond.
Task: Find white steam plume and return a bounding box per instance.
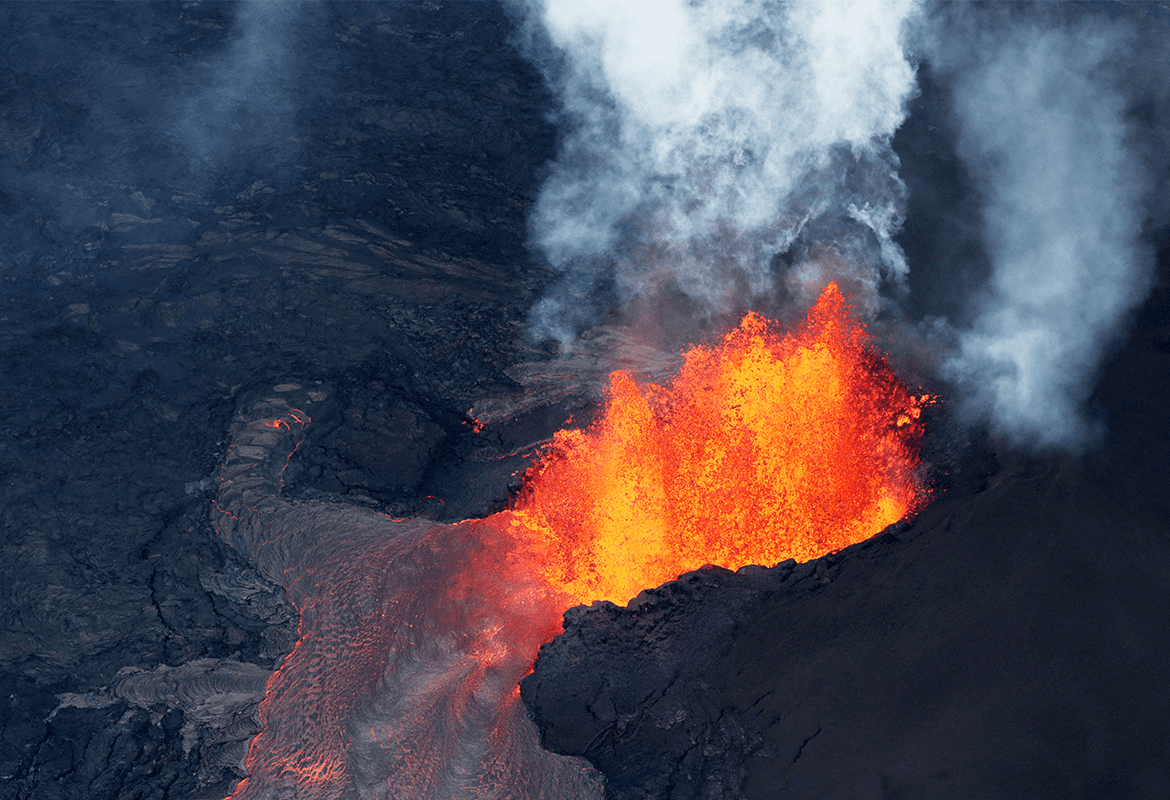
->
[932,20,1153,450]
[513,0,922,343]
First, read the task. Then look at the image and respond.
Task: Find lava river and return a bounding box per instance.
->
[214,283,929,799]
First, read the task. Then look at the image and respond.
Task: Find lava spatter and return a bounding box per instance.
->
[513,283,930,606]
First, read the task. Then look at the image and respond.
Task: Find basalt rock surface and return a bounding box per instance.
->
[525,466,1170,797]
[3,2,1170,800]
[521,288,1170,799]
[0,3,563,799]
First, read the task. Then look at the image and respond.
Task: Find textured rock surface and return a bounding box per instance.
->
[0,3,562,798]
[2,2,1169,800]
[522,293,1170,799]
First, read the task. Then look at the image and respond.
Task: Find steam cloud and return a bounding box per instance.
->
[926,11,1154,450]
[512,0,923,343]
[518,1,1160,452]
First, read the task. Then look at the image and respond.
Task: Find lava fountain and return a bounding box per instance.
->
[216,283,929,799]
[511,282,930,606]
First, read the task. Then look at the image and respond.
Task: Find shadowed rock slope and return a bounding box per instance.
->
[522,286,1170,799]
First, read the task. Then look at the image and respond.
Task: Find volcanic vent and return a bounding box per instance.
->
[212,284,929,799]
[512,283,930,606]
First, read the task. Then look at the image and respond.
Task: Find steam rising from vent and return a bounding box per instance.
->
[927,16,1154,449]
[511,0,922,343]
[517,0,1162,452]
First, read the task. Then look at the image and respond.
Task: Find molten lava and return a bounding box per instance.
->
[512,282,929,606]
[218,283,930,800]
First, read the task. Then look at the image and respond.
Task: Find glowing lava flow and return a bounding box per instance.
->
[216,284,929,800]
[511,282,930,606]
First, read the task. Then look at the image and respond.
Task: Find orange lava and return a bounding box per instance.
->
[218,284,932,800]
[511,282,930,606]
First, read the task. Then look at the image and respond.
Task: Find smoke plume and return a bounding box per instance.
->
[511,0,923,344]
[925,11,1154,450]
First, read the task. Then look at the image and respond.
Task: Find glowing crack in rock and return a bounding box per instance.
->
[214,284,927,799]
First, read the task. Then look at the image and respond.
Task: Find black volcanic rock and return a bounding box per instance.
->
[521,563,795,799]
[522,441,1170,798]
[0,3,559,798]
[284,382,447,503]
[2,2,1170,799]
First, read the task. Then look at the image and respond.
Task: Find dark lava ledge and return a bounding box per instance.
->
[520,280,1170,798]
[522,444,1170,798]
